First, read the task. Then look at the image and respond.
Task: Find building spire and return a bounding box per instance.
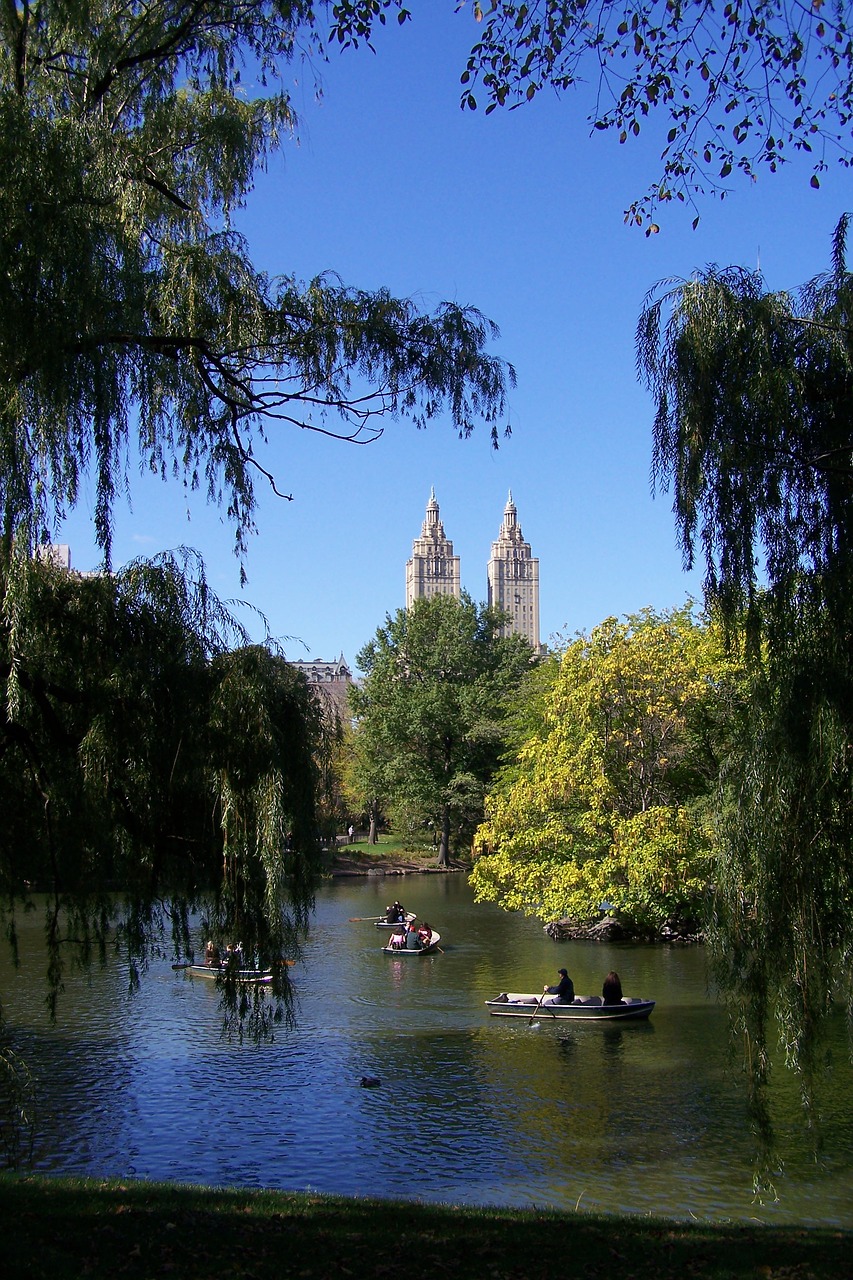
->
[487,492,540,651]
[406,489,461,607]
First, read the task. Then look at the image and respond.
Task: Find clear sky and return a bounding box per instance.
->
[58,7,853,671]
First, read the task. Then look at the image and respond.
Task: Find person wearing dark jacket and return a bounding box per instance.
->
[543,967,574,1003]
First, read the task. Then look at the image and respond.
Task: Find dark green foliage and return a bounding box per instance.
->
[351,593,536,865]
[0,551,323,1036]
[0,2,511,569]
[638,218,853,1154]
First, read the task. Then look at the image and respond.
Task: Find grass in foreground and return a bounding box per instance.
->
[1,1175,849,1280]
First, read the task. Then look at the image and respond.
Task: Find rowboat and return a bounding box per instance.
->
[374,912,416,930]
[187,964,274,986]
[382,929,441,956]
[485,993,655,1021]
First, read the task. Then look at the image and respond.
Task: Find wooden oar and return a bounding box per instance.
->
[348,916,382,922]
[528,993,547,1025]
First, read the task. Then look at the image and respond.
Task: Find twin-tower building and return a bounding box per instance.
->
[405,488,540,651]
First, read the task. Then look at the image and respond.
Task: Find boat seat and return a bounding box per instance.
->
[576,995,602,1006]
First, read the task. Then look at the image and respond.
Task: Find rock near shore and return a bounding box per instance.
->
[544,915,704,944]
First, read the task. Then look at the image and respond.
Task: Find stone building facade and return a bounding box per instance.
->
[487,491,540,651]
[404,487,461,608]
[406,489,541,650]
[288,654,354,722]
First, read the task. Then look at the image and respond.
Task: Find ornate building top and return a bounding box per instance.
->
[406,488,461,607]
[487,491,541,650]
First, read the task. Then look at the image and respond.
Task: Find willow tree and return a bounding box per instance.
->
[472,605,742,931]
[0,1,512,567]
[0,551,321,1042]
[0,2,514,1047]
[638,217,853,1148]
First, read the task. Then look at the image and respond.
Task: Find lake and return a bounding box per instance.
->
[2,873,852,1225]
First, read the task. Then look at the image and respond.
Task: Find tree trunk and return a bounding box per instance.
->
[367,798,379,844]
[436,808,451,867]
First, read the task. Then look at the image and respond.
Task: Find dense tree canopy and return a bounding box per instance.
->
[350,594,535,864]
[0,551,322,1039]
[0,1,512,568]
[471,605,744,930]
[638,220,853,1145]
[0,0,517,1064]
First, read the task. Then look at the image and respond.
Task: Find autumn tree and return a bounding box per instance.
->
[350,593,536,865]
[471,605,745,930]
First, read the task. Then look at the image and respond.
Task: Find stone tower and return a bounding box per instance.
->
[405,487,461,607]
[487,491,540,649]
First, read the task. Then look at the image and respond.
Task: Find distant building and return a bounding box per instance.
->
[487,491,540,650]
[36,543,72,570]
[405,487,461,607]
[405,489,541,650]
[289,654,354,722]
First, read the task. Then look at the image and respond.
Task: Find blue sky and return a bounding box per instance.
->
[59,8,853,671]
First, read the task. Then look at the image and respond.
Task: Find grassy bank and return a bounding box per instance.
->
[327,832,463,873]
[1,1176,848,1279]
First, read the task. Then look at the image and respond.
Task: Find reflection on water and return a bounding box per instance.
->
[2,874,852,1225]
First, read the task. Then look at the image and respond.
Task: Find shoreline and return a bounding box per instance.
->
[326,851,703,944]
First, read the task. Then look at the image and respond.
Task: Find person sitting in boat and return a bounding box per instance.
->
[204,940,219,967]
[543,967,575,1004]
[405,922,423,950]
[602,970,623,1005]
[417,922,433,946]
[385,900,406,923]
[389,927,406,950]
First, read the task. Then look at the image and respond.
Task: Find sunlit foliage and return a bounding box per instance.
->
[472,605,744,930]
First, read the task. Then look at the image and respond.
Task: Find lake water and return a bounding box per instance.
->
[2,873,852,1225]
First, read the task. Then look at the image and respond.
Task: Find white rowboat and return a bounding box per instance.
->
[486,993,654,1021]
[187,964,274,985]
[382,930,441,956]
[374,912,417,930]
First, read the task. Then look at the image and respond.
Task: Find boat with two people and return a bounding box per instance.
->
[485,992,655,1020]
[373,900,416,930]
[186,962,274,985]
[182,940,275,985]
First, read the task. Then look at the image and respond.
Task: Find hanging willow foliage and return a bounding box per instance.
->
[0,549,324,1043]
[638,218,853,1165]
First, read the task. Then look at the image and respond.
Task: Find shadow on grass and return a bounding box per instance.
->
[1,1175,849,1280]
